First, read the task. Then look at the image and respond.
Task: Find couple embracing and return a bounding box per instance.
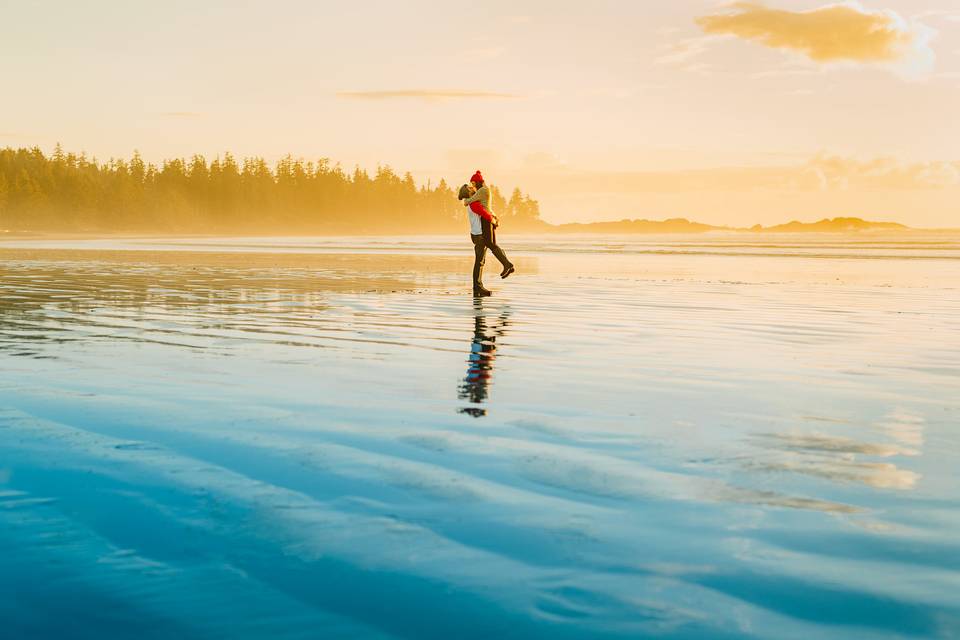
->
[458,170,515,297]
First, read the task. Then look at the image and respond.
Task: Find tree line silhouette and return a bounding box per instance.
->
[0,145,544,233]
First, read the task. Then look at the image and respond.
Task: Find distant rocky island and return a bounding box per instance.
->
[547,216,911,234]
[747,217,909,233]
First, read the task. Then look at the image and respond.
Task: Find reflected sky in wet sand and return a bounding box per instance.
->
[1,237,959,639]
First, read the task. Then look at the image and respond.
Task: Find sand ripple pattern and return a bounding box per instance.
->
[1,238,959,639]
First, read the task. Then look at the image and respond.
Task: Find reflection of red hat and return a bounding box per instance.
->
[471,170,484,184]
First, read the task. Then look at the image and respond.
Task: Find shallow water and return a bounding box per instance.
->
[1,235,958,639]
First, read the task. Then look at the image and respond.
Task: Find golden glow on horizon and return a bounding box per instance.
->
[1,1,958,227]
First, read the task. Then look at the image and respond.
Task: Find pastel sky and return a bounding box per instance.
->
[2,0,959,227]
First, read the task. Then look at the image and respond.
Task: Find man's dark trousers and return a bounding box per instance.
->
[471,218,511,288]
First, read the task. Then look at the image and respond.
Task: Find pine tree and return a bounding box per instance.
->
[0,144,544,233]
[490,185,506,217]
[0,173,8,227]
[507,188,523,220]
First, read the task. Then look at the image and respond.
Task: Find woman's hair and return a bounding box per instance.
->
[457,183,474,200]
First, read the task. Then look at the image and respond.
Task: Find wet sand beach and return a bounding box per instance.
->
[1,235,958,639]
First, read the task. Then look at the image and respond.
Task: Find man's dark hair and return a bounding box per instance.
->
[458,184,473,200]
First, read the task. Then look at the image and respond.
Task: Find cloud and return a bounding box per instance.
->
[161,111,203,118]
[655,35,723,66]
[696,2,935,75]
[336,89,522,102]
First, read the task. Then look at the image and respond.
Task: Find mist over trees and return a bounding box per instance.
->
[0,145,544,234]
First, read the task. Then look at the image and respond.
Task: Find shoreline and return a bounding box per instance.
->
[3,228,959,244]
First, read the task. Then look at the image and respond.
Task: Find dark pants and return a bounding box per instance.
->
[471,218,511,288]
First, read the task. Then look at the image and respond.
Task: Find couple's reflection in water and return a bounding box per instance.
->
[458,300,511,418]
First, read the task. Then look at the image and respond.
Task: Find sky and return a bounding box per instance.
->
[1,0,959,227]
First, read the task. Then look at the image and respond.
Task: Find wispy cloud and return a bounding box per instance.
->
[655,35,722,66]
[336,89,522,102]
[695,2,936,77]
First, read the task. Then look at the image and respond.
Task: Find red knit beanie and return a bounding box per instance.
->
[471,170,484,185]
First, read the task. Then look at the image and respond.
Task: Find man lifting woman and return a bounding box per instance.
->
[458,170,515,297]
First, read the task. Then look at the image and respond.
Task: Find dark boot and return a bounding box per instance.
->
[473,284,492,297]
[500,264,515,279]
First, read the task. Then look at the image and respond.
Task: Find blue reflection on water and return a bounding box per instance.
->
[1,240,959,639]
